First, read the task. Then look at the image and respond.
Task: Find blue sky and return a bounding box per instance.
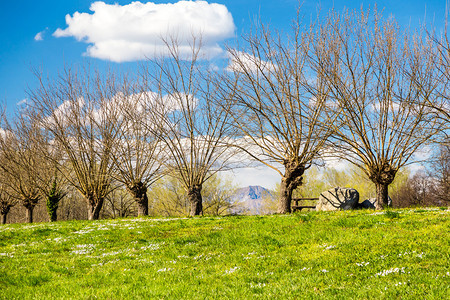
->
[0,0,446,188]
[0,0,446,110]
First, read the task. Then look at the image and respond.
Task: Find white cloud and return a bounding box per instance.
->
[54,1,235,62]
[0,128,11,139]
[371,100,401,112]
[412,145,433,162]
[162,92,199,112]
[34,28,48,41]
[225,166,280,190]
[34,31,44,41]
[17,98,28,106]
[43,97,86,128]
[323,157,349,171]
[226,50,277,73]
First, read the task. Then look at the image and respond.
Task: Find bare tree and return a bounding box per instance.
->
[110,82,164,216]
[148,173,239,216]
[201,174,240,216]
[0,177,17,224]
[57,188,87,221]
[0,111,17,224]
[142,38,238,216]
[0,115,43,223]
[29,67,122,220]
[222,18,333,213]
[23,113,67,222]
[0,107,67,223]
[429,145,450,203]
[312,9,442,209]
[102,186,137,219]
[148,176,189,217]
[428,19,450,144]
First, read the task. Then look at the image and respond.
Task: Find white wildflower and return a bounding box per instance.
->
[356,262,370,267]
[375,267,405,277]
[319,244,336,250]
[52,237,66,242]
[140,243,163,251]
[73,229,94,235]
[416,252,425,258]
[225,266,240,274]
[91,262,104,267]
[193,254,203,260]
[157,268,172,272]
[370,212,384,215]
[71,244,95,255]
[250,283,266,288]
[101,250,122,257]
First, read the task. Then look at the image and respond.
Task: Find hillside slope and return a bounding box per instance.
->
[0,208,449,299]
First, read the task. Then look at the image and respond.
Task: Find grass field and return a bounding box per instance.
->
[1,208,449,299]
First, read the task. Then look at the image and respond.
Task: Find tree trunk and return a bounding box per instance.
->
[50,209,57,222]
[188,185,203,216]
[128,182,149,216]
[278,160,305,214]
[47,196,60,222]
[26,206,34,223]
[278,177,293,214]
[137,193,149,216]
[375,183,390,210]
[368,163,397,210]
[87,197,104,220]
[1,206,10,224]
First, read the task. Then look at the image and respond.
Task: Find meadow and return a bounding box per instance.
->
[0,208,449,299]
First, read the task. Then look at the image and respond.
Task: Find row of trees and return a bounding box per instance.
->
[5,153,447,223]
[1,8,449,223]
[3,173,242,223]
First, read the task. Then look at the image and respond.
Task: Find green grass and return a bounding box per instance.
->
[1,208,449,299]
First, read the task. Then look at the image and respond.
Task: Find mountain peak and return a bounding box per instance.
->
[232,185,276,214]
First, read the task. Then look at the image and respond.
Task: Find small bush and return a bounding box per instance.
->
[384,210,400,219]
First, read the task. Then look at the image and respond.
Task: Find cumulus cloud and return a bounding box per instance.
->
[226,50,277,73]
[43,97,86,128]
[53,1,235,62]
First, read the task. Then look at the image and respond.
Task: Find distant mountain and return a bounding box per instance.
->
[232,185,276,215]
